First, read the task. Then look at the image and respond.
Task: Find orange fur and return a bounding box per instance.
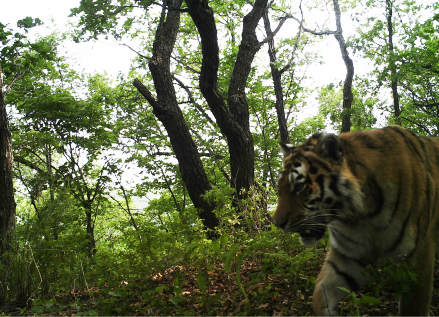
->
[273,126,439,315]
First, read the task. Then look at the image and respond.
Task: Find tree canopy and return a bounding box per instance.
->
[1,0,438,314]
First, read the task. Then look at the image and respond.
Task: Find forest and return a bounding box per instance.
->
[1,0,438,315]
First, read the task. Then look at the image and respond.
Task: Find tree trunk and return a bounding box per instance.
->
[45,145,59,240]
[133,0,219,237]
[333,0,354,133]
[263,11,290,145]
[0,64,17,303]
[186,0,268,194]
[386,0,401,124]
[85,209,95,258]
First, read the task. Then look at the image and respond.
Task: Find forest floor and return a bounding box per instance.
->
[5,246,439,316]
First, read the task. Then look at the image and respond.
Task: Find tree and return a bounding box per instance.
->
[12,71,121,258]
[390,6,438,132]
[0,17,50,302]
[318,80,378,131]
[0,53,16,305]
[72,0,301,236]
[353,0,438,131]
[385,0,401,124]
[291,0,355,132]
[262,3,300,145]
[131,0,220,236]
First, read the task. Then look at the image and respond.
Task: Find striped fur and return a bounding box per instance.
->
[272,126,439,316]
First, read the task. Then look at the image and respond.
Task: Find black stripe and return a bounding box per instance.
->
[312,156,331,172]
[418,137,430,169]
[331,244,369,268]
[355,132,383,149]
[330,227,363,256]
[316,174,325,200]
[327,260,360,291]
[309,165,318,174]
[390,172,402,221]
[431,138,439,165]
[386,213,411,253]
[347,160,359,178]
[386,126,425,163]
[368,177,385,218]
[324,197,333,205]
[308,198,320,205]
[426,173,431,220]
[329,175,341,196]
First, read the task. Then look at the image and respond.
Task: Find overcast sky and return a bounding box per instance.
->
[1,0,136,79]
[1,0,356,91]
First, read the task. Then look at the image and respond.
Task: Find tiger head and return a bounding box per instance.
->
[272,133,357,245]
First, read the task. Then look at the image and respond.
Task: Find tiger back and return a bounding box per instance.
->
[272,126,439,316]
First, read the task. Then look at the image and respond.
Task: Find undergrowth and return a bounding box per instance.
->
[4,186,439,316]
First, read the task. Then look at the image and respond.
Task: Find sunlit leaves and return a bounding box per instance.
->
[16,17,43,30]
[70,0,154,41]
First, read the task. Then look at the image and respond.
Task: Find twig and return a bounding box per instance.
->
[120,43,151,60]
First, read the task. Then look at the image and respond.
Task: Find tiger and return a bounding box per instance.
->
[272,126,439,316]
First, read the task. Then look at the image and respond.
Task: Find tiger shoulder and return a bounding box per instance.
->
[273,126,439,316]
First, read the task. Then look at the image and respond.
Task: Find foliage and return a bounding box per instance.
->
[318,79,378,132]
[351,0,439,132]
[3,0,439,315]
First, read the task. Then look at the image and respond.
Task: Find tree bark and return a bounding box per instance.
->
[133,0,219,236]
[0,63,17,303]
[263,10,290,145]
[85,208,96,258]
[186,0,268,194]
[333,0,354,133]
[386,0,401,124]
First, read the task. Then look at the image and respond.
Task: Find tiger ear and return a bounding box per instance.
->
[319,134,343,164]
[280,142,295,157]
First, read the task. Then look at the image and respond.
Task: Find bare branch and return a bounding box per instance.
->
[289,14,336,36]
[173,75,215,125]
[280,0,305,75]
[133,78,159,108]
[171,56,200,74]
[120,43,151,60]
[259,14,294,45]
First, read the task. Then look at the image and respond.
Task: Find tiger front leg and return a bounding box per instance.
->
[313,248,369,316]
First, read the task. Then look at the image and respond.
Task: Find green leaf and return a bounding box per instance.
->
[169,297,179,305]
[196,274,207,291]
[45,302,54,309]
[359,296,382,305]
[87,309,99,316]
[211,239,220,254]
[108,291,122,297]
[31,306,44,313]
[336,286,352,294]
[220,234,229,245]
[236,252,246,283]
[155,285,168,292]
[223,244,238,273]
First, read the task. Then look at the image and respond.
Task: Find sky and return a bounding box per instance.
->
[1,0,136,79]
[1,0,356,86]
[1,0,366,203]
